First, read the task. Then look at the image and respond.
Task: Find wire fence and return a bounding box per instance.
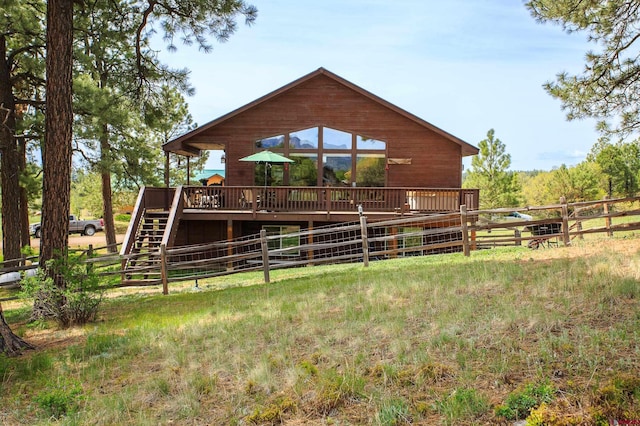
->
[2,195,640,299]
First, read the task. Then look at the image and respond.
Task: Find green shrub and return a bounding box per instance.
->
[34,381,82,419]
[495,381,555,420]
[114,213,132,222]
[21,256,107,327]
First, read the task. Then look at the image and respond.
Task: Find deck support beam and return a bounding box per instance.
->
[307,220,314,266]
[227,219,234,271]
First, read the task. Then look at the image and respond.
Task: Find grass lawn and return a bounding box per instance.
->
[1,236,639,424]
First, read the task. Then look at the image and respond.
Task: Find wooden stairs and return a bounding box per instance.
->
[123,210,168,284]
[120,186,185,286]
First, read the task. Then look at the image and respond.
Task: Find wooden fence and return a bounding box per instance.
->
[2,196,640,299]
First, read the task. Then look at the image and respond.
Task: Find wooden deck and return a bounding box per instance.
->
[181,185,479,215]
[120,186,479,257]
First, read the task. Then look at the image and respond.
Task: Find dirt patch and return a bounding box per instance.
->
[30,233,124,250]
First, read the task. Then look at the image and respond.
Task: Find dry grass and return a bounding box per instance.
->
[1,235,639,425]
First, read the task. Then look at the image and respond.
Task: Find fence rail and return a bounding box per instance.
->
[2,196,639,299]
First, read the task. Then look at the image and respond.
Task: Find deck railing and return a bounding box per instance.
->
[182,186,479,213]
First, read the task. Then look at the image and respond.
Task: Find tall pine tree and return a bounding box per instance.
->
[463,129,521,209]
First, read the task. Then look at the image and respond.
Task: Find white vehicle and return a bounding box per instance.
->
[505,211,533,221]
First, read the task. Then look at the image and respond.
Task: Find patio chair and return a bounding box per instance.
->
[239,189,255,209]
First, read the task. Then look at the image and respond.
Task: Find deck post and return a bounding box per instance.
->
[360,215,369,267]
[460,205,470,256]
[186,157,190,186]
[227,219,234,271]
[260,229,270,283]
[389,227,398,258]
[560,196,571,246]
[164,152,170,210]
[307,221,314,266]
[160,243,168,295]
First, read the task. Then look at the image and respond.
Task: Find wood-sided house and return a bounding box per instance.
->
[121,68,479,259]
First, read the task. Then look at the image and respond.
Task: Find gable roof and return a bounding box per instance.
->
[164,68,479,157]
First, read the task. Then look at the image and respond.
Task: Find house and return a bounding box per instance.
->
[194,169,225,186]
[121,68,479,262]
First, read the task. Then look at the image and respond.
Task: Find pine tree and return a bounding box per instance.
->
[0,0,45,263]
[463,129,521,209]
[527,0,640,136]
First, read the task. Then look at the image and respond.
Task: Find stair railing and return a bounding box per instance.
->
[162,186,185,249]
[120,186,147,257]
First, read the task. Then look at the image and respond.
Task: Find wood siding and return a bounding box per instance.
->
[183,75,464,188]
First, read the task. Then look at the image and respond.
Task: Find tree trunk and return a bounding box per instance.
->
[0,34,23,266]
[101,139,117,253]
[0,303,34,356]
[40,0,73,283]
[19,137,31,250]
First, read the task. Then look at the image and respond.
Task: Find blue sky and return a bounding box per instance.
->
[156,0,598,171]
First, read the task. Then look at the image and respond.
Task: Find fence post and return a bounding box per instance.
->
[514,229,521,246]
[460,205,470,256]
[360,215,369,267]
[160,243,168,295]
[603,195,613,237]
[573,205,584,240]
[260,229,270,283]
[560,196,571,246]
[87,244,94,275]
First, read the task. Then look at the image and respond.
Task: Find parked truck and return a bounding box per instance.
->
[30,215,104,238]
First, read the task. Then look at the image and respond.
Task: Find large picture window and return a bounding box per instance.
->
[253,127,387,187]
[356,155,385,187]
[290,154,318,186]
[323,154,351,186]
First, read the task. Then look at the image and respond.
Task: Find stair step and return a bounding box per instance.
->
[145,213,169,219]
[138,230,165,236]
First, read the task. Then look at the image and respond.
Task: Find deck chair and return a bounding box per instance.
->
[239,189,255,209]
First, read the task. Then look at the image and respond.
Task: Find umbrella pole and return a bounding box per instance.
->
[263,162,269,208]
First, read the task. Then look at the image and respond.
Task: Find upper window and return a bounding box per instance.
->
[323,127,352,150]
[290,128,318,150]
[256,134,285,150]
[357,135,385,150]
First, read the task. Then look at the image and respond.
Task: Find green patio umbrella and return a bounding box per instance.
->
[239,150,295,164]
[239,150,294,189]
